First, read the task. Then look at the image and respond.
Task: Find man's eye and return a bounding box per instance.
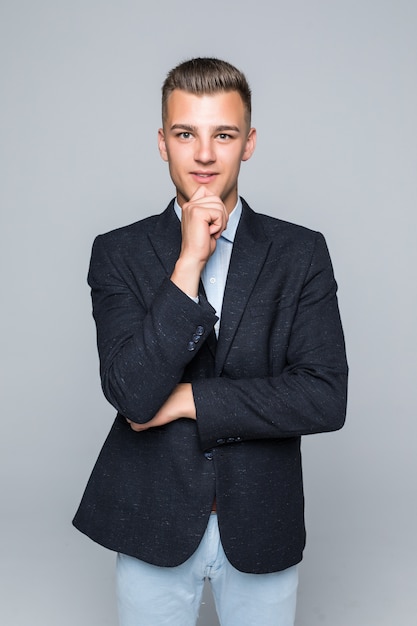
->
[218,133,231,140]
[179,132,191,139]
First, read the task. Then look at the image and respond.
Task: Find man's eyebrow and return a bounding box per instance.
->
[169,124,241,133]
[215,125,240,133]
[170,124,196,132]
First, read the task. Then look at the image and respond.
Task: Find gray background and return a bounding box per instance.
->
[1,1,416,624]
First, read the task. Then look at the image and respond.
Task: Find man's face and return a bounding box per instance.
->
[158,89,256,214]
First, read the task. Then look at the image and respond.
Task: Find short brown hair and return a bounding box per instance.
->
[162,57,252,126]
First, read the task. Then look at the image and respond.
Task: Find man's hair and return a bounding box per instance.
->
[162,57,252,126]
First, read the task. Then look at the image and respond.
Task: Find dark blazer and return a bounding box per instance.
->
[73,198,348,574]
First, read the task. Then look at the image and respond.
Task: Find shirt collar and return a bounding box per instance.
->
[174,197,242,243]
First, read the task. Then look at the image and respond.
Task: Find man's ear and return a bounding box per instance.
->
[158,128,168,162]
[242,127,257,162]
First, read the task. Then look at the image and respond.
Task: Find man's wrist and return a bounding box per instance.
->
[171,257,203,298]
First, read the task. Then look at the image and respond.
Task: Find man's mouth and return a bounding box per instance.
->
[191,172,217,183]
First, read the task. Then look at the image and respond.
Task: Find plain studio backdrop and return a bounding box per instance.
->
[1,1,416,624]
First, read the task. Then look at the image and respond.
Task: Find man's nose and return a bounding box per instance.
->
[194,139,215,164]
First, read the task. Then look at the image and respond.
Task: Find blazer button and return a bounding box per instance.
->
[216,438,225,445]
[204,451,213,460]
[192,334,201,343]
[187,341,196,351]
[195,325,204,335]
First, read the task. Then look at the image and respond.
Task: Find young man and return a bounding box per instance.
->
[73,58,348,626]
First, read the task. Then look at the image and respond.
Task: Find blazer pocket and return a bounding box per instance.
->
[250,295,295,318]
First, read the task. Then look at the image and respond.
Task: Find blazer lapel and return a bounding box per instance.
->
[215,201,271,376]
[147,200,182,276]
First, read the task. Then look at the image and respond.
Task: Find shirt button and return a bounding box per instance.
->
[209,277,216,284]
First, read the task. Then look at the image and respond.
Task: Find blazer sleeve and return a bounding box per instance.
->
[193,232,348,449]
[88,233,218,423]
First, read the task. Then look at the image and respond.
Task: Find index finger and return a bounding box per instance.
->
[189,185,211,202]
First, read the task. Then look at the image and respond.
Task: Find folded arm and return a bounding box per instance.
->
[193,232,348,448]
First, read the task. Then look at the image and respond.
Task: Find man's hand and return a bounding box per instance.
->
[180,185,228,264]
[171,186,228,297]
[126,383,196,432]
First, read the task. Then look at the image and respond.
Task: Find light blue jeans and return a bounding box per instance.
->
[117,514,298,626]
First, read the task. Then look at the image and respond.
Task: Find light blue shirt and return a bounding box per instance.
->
[174,198,242,336]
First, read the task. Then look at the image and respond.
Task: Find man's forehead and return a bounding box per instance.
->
[165,89,246,123]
